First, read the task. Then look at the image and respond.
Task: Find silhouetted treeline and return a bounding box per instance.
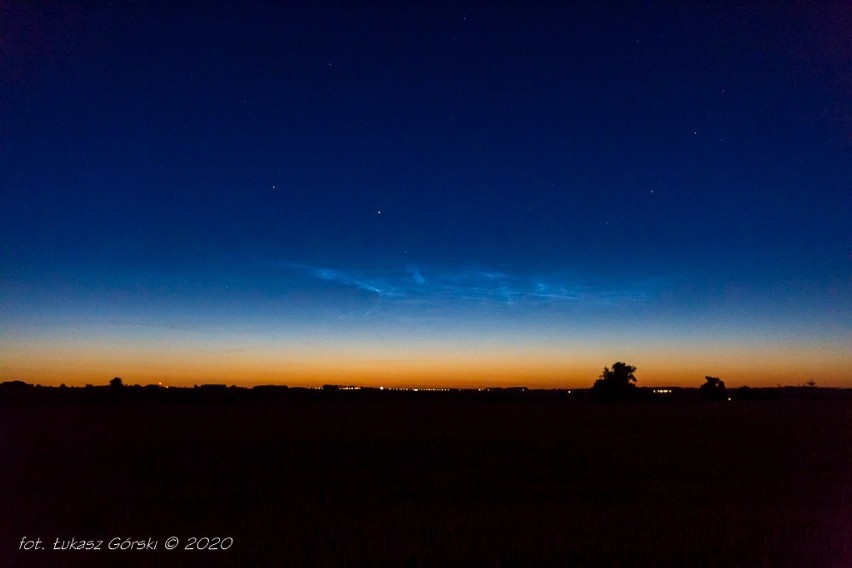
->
[1,380,848,407]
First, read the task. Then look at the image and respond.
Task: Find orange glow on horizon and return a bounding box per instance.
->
[3,343,850,389]
[3,326,850,389]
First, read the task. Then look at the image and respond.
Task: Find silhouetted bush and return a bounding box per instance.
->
[699,376,726,400]
[591,362,639,400]
[0,380,31,391]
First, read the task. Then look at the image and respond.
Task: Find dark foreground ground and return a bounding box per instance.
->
[2,392,850,567]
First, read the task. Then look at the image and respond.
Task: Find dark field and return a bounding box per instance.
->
[2,394,851,567]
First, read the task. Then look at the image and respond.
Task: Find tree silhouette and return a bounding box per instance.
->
[109,377,124,390]
[699,376,726,400]
[591,362,638,399]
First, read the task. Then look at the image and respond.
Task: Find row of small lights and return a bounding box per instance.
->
[310,386,454,392]
[382,387,453,392]
[321,387,561,393]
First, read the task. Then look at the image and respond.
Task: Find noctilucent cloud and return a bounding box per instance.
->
[2,3,850,387]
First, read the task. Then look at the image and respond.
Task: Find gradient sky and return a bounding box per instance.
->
[2,2,850,388]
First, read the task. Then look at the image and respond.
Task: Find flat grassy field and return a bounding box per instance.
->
[2,395,850,566]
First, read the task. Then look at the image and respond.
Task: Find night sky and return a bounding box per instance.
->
[2,3,850,388]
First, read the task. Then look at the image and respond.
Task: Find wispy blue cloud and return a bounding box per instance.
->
[275,262,658,309]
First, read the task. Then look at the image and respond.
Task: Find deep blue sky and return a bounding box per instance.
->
[2,2,850,386]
